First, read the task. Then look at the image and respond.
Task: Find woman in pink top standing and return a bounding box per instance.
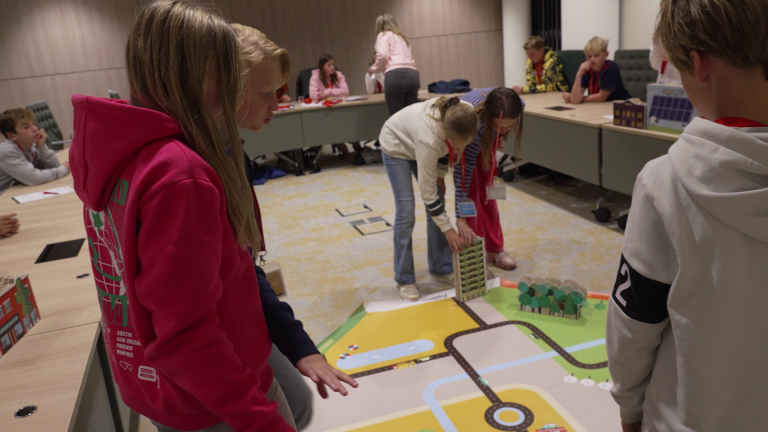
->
[309,54,349,100]
[368,14,419,115]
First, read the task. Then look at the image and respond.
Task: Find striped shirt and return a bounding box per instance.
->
[455,88,525,215]
[455,88,495,216]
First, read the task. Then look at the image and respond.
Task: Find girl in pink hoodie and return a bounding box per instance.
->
[309,54,349,101]
[71,2,300,431]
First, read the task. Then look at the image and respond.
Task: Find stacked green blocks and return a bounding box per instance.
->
[517,276,588,319]
[453,237,488,302]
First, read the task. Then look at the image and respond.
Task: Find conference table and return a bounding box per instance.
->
[601,124,678,195]
[242,89,678,197]
[515,92,614,186]
[0,151,129,432]
[240,90,456,158]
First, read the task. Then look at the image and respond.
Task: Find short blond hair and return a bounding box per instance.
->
[584,36,609,54]
[657,0,768,79]
[523,36,545,50]
[231,23,291,85]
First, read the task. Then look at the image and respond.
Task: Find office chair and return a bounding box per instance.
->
[25,101,71,151]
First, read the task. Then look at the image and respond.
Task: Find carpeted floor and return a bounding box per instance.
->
[254,149,629,344]
[137,147,630,431]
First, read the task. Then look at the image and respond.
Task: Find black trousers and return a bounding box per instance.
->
[384,68,421,116]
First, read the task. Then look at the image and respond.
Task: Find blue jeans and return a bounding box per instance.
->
[383,153,453,285]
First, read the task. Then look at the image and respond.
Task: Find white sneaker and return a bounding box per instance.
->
[398,284,419,301]
[430,272,455,286]
[486,268,495,279]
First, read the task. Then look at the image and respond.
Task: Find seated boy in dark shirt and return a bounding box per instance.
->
[564,36,632,104]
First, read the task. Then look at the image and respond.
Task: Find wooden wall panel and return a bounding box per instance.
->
[391,0,503,38]
[410,31,505,93]
[0,69,129,139]
[0,0,136,80]
[220,0,504,97]
[1,0,503,140]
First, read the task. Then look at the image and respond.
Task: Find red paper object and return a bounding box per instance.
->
[0,275,41,358]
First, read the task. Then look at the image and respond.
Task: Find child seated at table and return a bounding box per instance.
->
[564,36,631,104]
[309,54,349,101]
[0,108,69,195]
[513,36,569,95]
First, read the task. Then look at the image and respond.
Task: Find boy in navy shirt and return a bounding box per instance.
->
[564,36,631,104]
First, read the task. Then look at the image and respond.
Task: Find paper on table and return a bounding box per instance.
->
[13,186,75,204]
[345,96,368,102]
[604,115,614,120]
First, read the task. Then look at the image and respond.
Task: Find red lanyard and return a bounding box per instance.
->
[535,60,544,85]
[326,81,334,90]
[16,143,35,164]
[484,112,503,204]
[660,60,668,75]
[588,63,610,95]
[446,139,467,194]
[715,117,767,128]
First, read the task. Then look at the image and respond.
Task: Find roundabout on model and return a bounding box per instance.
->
[485,402,534,431]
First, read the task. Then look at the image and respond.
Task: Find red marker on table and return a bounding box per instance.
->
[43,191,59,195]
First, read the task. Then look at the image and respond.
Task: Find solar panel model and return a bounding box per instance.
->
[646,84,698,133]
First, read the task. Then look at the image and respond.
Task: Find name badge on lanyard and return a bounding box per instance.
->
[487,181,506,201]
[447,139,477,218]
[485,112,507,202]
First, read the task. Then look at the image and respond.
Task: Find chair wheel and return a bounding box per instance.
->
[312,164,321,174]
[502,170,516,182]
[592,207,611,223]
[294,166,304,176]
[617,214,628,231]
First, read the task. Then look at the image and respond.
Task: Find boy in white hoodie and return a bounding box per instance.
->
[607,1,768,432]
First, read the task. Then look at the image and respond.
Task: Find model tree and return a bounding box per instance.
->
[518,277,589,319]
[15,278,34,317]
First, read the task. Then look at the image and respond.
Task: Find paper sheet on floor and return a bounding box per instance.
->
[13,186,75,204]
[364,278,501,313]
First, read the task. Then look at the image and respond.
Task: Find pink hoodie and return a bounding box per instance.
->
[69,95,292,432]
[309,69,349,100]
[370,31,418,74]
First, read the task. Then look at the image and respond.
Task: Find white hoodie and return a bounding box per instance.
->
[607,117,768,431]
[379,98,473,233]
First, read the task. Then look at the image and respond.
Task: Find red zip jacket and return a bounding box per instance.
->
[69,95,293,432]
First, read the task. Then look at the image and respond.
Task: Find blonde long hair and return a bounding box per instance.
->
[375,13,409,46]
[126,0,260,249]
[426,97,479,162]
[231,23,291,83]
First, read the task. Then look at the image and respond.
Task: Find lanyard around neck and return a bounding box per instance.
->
[16,143,36,164]
[535,59,544,85]
[589,63,610,94]
[714,117,768,128]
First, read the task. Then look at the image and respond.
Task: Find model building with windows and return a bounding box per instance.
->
[0,275,41,358]
[453,237,488,302]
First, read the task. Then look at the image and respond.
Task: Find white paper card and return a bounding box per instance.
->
[13,186,75,204]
